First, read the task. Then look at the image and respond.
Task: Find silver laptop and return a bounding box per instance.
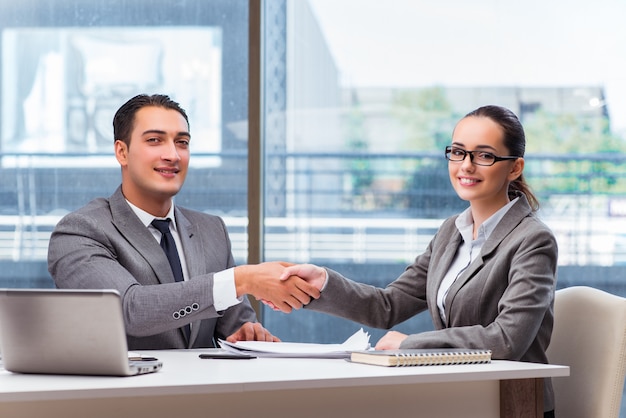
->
[0,288,162,376]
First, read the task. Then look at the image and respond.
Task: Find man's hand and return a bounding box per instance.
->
[279,263,327,291]
[225,322,280,343]
[234,262,321,313]
[261,263,327,312]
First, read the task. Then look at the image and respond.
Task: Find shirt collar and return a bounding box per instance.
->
[126,200,178,232]
[455,197,519,242]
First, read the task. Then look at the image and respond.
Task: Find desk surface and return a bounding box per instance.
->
[0,349,569,402]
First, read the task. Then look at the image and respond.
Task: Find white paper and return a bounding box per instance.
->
[219,328,371,358]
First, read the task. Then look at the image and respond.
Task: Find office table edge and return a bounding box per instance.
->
[0,352,570,403]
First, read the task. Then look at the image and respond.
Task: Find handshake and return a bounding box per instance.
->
[234,262,326,313]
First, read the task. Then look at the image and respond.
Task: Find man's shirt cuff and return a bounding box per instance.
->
[213,267,242,311]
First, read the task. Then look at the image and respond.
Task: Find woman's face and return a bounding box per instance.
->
[448,116,523,209]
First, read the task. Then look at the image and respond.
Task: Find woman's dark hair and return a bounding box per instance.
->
[112,94,189,147]
[464,105,539,210]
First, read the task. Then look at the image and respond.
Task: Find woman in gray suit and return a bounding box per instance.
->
[280,105,557,417]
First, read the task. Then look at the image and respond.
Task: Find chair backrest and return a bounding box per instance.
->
[546,286,626,418]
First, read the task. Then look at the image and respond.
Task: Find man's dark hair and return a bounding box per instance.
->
[113,94,189,146]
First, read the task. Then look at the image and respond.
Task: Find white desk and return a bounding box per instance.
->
[0,350,568,418]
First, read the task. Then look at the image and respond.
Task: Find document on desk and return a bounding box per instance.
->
[219,328,371,358]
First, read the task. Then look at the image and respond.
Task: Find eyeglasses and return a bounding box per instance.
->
[444,146,519,167]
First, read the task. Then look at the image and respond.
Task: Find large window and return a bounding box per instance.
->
[259,0,626,340]
[0,0,250,285]
[2,0,625,336]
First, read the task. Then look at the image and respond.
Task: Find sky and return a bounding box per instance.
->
[307,0,626,133]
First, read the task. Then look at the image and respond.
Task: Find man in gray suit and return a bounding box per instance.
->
[48,94,318,350]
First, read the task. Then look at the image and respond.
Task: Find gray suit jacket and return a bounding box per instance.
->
[307,195,557,411]
[48,186,257,350]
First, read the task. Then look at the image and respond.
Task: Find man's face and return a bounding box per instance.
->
[115,106,191,215]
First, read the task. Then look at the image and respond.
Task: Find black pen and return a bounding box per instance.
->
[199,353,256,360]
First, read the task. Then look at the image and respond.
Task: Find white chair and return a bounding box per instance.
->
[546,286,626,418]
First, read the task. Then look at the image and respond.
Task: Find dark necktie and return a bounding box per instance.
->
[151,218,190,341]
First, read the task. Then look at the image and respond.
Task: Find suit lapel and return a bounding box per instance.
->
[109,187,174,285]
[175,207,202,278]
[427,222,463,329]
[442,196,532,325]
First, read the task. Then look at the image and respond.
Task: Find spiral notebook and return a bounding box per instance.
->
[350,348,492,367]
